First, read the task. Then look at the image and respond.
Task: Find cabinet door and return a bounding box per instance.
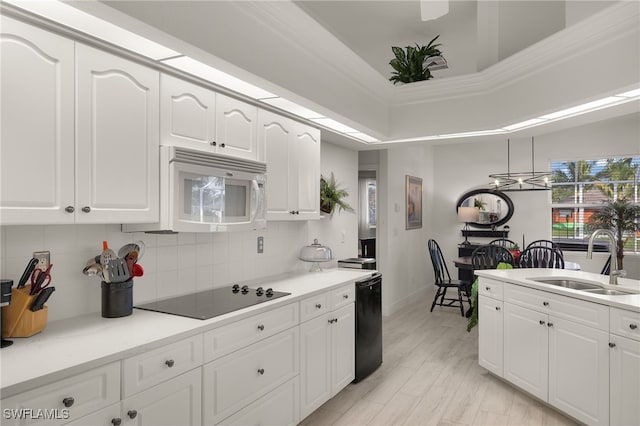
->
[160,74,216,150]
[215,94,258,160]
[291,123,320,220]
[122,368,201,426]
[0,17,75,224]
[503,303,548,401]
[610,335,640,426]
[260,110,293,219]
[299,313,332,419]
[478,295,503,377]
[331,303,355,395]
[75,44,159,224]
[548,317,609,425]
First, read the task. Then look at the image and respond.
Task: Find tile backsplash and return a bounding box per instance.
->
[0,222,309,322]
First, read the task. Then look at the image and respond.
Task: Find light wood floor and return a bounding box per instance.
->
[301,289,579,426]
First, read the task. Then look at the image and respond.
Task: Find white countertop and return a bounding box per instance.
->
[474,268,640,312]
[0,268,376,398]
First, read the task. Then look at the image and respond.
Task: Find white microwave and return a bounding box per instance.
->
[124,147,266,233]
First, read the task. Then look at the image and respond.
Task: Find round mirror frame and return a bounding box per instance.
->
[456,189,514,228]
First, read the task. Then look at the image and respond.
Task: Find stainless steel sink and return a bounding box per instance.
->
[582,288,630,296]
[532,279,601,290]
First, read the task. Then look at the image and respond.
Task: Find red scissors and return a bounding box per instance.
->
[30,264,53,295]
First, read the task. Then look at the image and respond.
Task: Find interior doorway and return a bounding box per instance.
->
[358,150,380,260]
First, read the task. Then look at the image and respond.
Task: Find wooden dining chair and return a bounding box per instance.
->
[471,245,515,271]
[488,238,518,249]
[428,239,471,317]
[518,245,565,269]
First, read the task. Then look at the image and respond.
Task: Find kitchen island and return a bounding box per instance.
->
[474,268,640,425]
[0,268,376,425]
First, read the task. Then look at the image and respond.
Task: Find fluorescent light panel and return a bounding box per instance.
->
[310,118,358,133]
[616,88,640,98]
[4,0,179,60]
[345,132,379,143]
[260,97,322,119]
[502,118,547,131]
[539,96,622,120]
[162,56,276,99]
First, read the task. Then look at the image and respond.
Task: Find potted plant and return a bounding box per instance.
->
[587,198,640,269]
[320,173,355,217]
[389,35,443,85]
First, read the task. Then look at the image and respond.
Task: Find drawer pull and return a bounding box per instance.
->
[609,342,617,348]
[220,143,226,148]
[111,418,122,426]
[630,323,638,330]
[543,301,549,306]
[65,206,75,213]
[127,410,138,419]
[257,324,265,331]
[328,318,336,324]
[62,397,74,408]
[539,320,545,325]
[81,206,91,213]
[257,368,265,375]
[485,286,491,291]
[165,359,175,368]
[315,303,322,309]
[547,322,554,327]
[211,141,217,146]
[343,294,349,299]
[495,306,500,311]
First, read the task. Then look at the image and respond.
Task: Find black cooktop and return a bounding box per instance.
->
[135,285,290,320]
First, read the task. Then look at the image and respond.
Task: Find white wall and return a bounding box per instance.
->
[377,144,435,316]
[432,113,640,279]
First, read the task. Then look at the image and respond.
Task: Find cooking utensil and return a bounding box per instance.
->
[30,287,55,311]
[82,263,103,277]
[107,258,130,283]
[30,264,53,295]
[100,241,116,283]
[131,263,144,278]
[117,242,140,260]
[18,258,39,289]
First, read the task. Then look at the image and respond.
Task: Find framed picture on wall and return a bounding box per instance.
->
[405,175,423,230]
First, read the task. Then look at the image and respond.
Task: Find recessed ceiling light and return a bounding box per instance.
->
[4,0,180,60]
[162,56,276,100]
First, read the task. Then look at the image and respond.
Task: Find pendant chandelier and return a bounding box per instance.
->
[489,137,552,192]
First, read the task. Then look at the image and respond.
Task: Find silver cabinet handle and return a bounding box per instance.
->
[630,323,638,330]
[257,324,265,331]
[65,206,75,213]
[81,206,91,213]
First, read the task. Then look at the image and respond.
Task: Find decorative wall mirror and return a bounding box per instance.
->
[456,189,514,228]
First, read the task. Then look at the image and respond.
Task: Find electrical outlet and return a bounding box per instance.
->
[257,236,264,254]
[33,251,50,272]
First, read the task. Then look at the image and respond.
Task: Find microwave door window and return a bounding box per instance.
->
[224,180,249,221]
[183,176,224,223]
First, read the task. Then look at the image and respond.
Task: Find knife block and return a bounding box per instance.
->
[1,287,48,338]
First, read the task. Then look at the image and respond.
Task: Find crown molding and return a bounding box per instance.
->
[390,1,640,106]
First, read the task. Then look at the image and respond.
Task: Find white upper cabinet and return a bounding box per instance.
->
[215,93,260,161]
[160,74,216,150]
[0,16,75,224]
[260,110,320,221]
[160,77,261,161]
[75,44,159,224]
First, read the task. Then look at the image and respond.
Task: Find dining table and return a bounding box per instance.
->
[454,257,581,271]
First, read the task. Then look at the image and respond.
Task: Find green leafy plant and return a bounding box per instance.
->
[320,173,355,217]
[587,198,640,269]
[389,35,443,85]
[474,198,487,211]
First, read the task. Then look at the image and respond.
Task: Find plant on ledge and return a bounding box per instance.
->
[320,173,355,217]
[389,35,443,85]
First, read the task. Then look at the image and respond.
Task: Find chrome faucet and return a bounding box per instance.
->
[587,229,625,285]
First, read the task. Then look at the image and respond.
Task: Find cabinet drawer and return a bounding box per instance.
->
[331,284,355,310]
[216,377,299,426]
[611,307,640,341]
[504,284,609,331]
[478,278,503,300]
[123,335,203,397]
[1,362,120,426]
[299,293,331,323]
[204,302,299,362]
[63,403,121,426]
[203,328,299,425]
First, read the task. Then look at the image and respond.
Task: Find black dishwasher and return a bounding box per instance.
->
[354,272,382,382]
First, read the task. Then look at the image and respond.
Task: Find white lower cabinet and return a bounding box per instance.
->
[610,308,640,426]
[478,294,503,376]
[300,297,355,420]
[203,327,299,425]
